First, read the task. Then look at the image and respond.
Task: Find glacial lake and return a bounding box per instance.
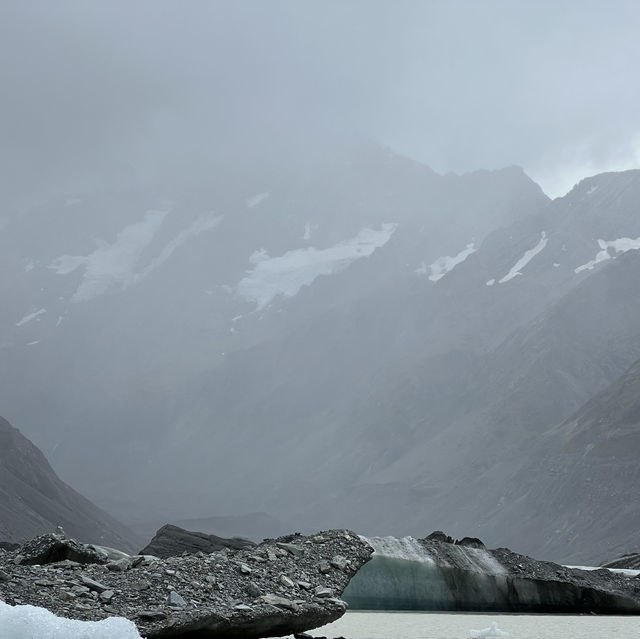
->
[315,611,640,638]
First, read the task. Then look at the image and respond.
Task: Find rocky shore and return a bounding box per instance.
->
[0,529,373,638]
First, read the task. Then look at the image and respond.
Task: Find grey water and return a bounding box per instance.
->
[319,611,639,638]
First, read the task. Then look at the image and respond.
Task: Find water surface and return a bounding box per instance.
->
[318,611,639,639]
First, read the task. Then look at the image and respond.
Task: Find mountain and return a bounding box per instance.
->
[479,355,640,564]
[0,416,140,552]
[3,147,640,563]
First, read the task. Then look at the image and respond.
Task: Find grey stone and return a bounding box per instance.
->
[317,560,331,574]
[168,590,187,608]
[313,586,334,598]
[279,574,295,588]
[0,570,10,582]
[80,575,109,593]
[330,555,349,571]
[130,578,151,591]
[99,589,115,603]
[297,581,312,590]
[239,563,252,575]
[107,558,131,572]
[260,593,300,611]
[136,609,168,620]
[245,581,261,597]
[276,542,305,558]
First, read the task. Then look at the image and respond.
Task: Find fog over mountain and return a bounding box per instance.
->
[3,1,640,566]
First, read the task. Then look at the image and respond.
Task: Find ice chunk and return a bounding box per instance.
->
[0,600,142,638]
[469,621,509,637]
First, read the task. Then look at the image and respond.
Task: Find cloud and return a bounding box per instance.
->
[2,0,640,200]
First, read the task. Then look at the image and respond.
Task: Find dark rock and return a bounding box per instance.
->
[455,536,485,549]
[0,541,20,551]
[18,534,109,566]
[139,524,255,558]
[426,531,453,544]
[80,574,109,593]
[137,610,168,621]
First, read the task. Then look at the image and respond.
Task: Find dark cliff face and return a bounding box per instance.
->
[0,415,140,552]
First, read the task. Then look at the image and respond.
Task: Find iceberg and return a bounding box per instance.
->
[469,621,509,637]
[0,600,142,639]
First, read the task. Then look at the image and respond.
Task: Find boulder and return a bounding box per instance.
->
[139,524,256,558]
[0,529,373,638]
[15,533,109,566]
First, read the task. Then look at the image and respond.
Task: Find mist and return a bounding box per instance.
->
[3,0,640,204]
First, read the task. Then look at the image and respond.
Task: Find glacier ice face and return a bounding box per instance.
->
[0,600,142,639]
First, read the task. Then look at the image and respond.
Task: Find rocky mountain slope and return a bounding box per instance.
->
[478,355,640,564]
[3,147,640,563]
[0,416,139,553]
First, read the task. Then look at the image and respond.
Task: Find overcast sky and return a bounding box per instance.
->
[2,0,640,200]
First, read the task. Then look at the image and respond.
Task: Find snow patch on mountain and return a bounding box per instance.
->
[49,209,169,301]
[421,243,476,282]
[498,231,548,283]
[574,237,640,273]
[48,209,221,302]
[246,192,270,208]
[16,308,46,327]
[237,224,397,309]
[132,214,223,284]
